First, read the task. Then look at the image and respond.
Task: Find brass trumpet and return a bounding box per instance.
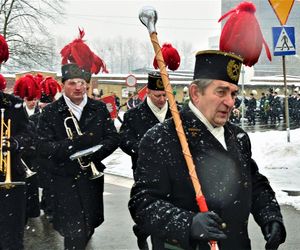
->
[0,108,25,188]
[64,109,103,180]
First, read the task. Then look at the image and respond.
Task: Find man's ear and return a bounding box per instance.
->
[189,84,200,101]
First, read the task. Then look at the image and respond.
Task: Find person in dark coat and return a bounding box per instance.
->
[129,50,286,250]
[30,77,62,223]
[259,92,267,124]
[127,91,142,110]
[36,31,119,250]
[246,92,257,126]
[0,84,34,249]
[0,37,35,250]
[120,72,172,175]
[120,71,172,249]
[20,94,41,222]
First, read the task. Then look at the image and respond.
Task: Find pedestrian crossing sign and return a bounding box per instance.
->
[272,26,296,56]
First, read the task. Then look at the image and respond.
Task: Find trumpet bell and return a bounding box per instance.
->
[89,171,104,180]
[89,162,104,180]
[25,169,36,179]
[21,159,37,179]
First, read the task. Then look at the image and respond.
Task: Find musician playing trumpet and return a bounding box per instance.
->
[0,32,37,250]
[36,29,119,250]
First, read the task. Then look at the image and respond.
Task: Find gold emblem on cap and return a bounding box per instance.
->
[156,79,164,89]
[227,59,240,82]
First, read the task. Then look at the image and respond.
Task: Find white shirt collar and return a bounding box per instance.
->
[146,96,168,123]
[188,101,227,150]
[63,93,88,120]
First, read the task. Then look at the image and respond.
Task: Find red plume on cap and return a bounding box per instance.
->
[218,1,271,67]
[14,74,41,101]
[34,73,44,86]
[0,74,6,90]
[40,76,62,99]
[153,43,181,71]
[0,34,9,64]
[60,28,108,74]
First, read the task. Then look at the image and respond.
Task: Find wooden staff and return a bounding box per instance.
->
[139,7,218,250]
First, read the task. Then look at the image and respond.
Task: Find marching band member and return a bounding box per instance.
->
[131,5,285,249]
[14,73,42,223]
[129,50,286,250]
[0,35,35,249]
[36,29,119,250]
[120,72,172,249]
[35,76,62,222]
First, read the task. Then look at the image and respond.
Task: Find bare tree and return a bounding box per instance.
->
[178,41,194,70]
[139,40,154,68]
[91,37,193,74]
[0,0,65,73]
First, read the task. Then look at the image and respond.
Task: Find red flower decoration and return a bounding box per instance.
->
[153,43,180,71]
[218,1,271,67]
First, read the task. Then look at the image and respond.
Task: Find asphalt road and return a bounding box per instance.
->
[24,174,300,250]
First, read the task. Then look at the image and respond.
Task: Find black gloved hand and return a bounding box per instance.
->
[190,212,227,241]
[2,136,20,153]
[72,132,98,151]
[262,221,286,250]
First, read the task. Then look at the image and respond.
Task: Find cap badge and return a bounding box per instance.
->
[227,59,240,82]
[156,79,164,89]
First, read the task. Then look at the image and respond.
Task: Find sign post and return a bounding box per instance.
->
[272,26,296,142]
[272,26,296,143]
[125,74,137,92]
[269,0,295,143]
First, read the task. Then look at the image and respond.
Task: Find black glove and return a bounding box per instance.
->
[2,136,20,153]
[72,132,99,151]
[262,221,286,250]
[190,212,227,241]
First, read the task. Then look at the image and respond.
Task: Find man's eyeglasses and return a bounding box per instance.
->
[66,80,87,87]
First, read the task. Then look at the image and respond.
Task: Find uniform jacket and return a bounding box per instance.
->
[36,96,120,238]
[0,93,34,181]
[22,106,41,219]
[119,100,172,172]
[129,107,284,250]
[0,92,34,249]
[127,97,142,110]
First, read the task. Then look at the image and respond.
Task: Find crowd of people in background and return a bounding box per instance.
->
[229,87,300,127]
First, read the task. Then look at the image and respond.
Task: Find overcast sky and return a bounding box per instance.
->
[48,0,222,50]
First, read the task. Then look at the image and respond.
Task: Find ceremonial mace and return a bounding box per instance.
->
[139,6,219,250]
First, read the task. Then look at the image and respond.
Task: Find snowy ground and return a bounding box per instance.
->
[104,111,300,210]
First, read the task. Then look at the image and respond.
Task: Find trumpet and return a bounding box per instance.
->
[64,109,103,180]
[0,108,25,188]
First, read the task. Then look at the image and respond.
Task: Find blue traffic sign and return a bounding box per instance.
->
[272,26,296,56]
